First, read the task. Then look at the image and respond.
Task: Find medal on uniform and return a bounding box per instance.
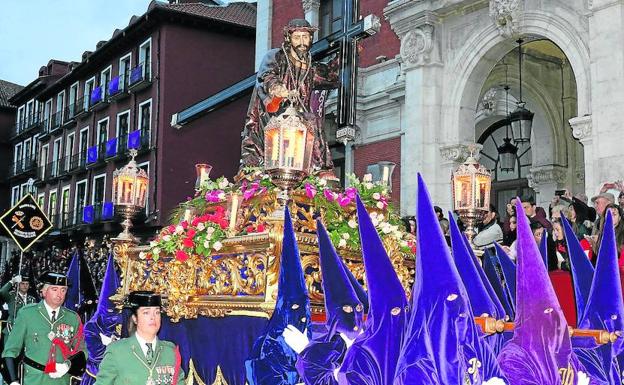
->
[146,376,155,385]
[48,331,55,341]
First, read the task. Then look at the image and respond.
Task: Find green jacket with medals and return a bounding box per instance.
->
[0,281,37,333]
[94,335,185,385]
[1,301,86,385]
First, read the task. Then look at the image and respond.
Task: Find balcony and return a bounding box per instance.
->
[108,74,130,102]
[49,213,60,230]
[9,156,38,178]
[82,202,115,225]
[10,112,43,140]
[60,210,80,230]
[128,61,151,92]
[127,129,151,154]
[89,86,109,111]
[66,153,86,175]
[49,112,63,135]
[75,97,88,119]
[62,103,79,128]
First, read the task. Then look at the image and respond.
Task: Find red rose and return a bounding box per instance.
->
[183,237,194,248]
[175,250,189,262]
[187,229,196,238]
[257,224,265,232]
[191,218,200,227]
[181,221,189,229]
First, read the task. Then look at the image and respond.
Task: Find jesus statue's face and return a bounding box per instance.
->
[289,31,311,60]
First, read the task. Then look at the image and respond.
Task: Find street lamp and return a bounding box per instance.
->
[509,39,534,143]
[451,146,492,242]
[112,149,149,242]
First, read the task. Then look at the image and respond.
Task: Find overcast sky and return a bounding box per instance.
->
[0,1,157,85]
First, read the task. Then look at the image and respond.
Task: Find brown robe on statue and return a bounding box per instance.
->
[240,47,340,171]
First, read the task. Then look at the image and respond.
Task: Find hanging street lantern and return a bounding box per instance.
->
[509,38,534,143]
[497,136,518,172]
[112,149,149,242]
[264,104,315,197]
[451,146,492,242]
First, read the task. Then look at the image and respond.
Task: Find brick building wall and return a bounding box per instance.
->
[353,136,401,210]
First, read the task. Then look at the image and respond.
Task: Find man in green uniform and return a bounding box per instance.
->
[94,291,185,385]
[0,274,38,336]
[2,271,86,385]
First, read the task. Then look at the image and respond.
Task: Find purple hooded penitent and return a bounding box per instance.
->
[494,243,517,316]
[498,199,587,384]
[562,215,594,327]
[574,211,624,384]
[336,195,408,385]
[395,174,505,384]
[246,206,311,385]
[81,253,122,385]
[295,220,368,385]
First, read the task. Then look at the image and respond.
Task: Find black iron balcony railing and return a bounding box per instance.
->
[48,213,60,229]
[9,156,38,178]
[90,86,109,111]
[75,96,88,118]
[10,112,43,139]
[62,102,79,127]
[108,74,130,101]
[128,61,151,92]
[61,209,77,229]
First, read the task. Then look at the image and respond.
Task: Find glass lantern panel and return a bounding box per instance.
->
[137,177,148,208]
[303,131,314,171]
[475,175,491,210]
[291,128,305,169]
[454,176,473,210]
[265,128,279,169]
[121,176,135,205]
[282,128,296,168]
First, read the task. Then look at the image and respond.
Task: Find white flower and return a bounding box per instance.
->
[348,219,357,228]
[203,240,210,249]
[342,233,350,240]
[197,222,206,231]
[218,192,226,200]
[153,247,161,255]
[394,231,403,239]
[371,217,379,227]
[139,252,146,260]
[381,223,392,234]
[318,178,327,186]
[218,178,229,189]
[363,173,373,182]
[163,235,172,242]
[372,192,381,200]
[149,241,158,248]
[400,240,408,247]
[376,201,384,209]
[338,239,347,248]
[175,225,184,234]
[206,226,215,234]
[364,182,374,189]
[213,241,223,251]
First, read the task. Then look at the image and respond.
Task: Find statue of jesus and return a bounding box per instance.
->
[239,19,340,175]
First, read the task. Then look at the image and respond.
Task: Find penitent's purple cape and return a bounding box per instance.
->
[498,199,586,384]
[395,174,504,384]
[336,196,408,385]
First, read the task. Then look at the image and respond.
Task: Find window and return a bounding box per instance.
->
[20,183,28,199]
[61,185,71,226]
[43,99,52,130]
[11,186,20,206]
[55,91,65,126]
[320,0,343,38]
[84,77,95,110]
[101,65,112,98]
[13,143,22,174]
[119,53,132,89]
[74,179,88,223]
[117,110,130,151]
[26,100,34,127]
[37,193,45,210]
[97,118,109,158]
[68,82,79,118]
[138,161,150,215]
[92,174,106,206]
[52,138,62,177]
[23,139,31,169]
[139,38,152,80]
[79,127,89,166]
[16,105,24,131]
[138,99,151,146]
[40,144,49,180]
[48,190,58,224]
[65,133,75,170]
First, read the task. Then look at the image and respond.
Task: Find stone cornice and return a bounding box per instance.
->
[302,0,320,12]
[569,115,592,142]
[528,165,568,187]
[440,142,483,163]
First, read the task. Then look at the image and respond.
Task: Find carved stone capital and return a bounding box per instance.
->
[489,0,523,38]
[400,23,441,69]
[529,165,568,187]
[569,115,592,142]
[440,143,483,164]
[302,0,320,12]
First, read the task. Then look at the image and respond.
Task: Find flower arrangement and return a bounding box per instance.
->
[146,168,415,262]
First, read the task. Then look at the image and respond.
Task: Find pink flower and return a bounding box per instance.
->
[180,221,188,229]
[243,186,257,200]
[323,189,335,202]
[344,187,357,200]
[167,225,176,234]
[337,194,352,207]
[182,237,194,248]
[175,250,189,262]
[305,183,317,199]
[205,190,224,203]
[187,229,196,238]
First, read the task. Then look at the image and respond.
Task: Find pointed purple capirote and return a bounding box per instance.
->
[561,215,594,326]
[396,174,504,384]
[317,219,366,341]
[539,229,549,268]
[337,195,408,385]
[579,211,624,354]
[494,242,517,315]
[498,198,583,384]
[449,214,503,320]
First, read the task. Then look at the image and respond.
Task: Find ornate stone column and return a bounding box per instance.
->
[386,5,445,214]
[528,165,568,209]
[303,0,320,40]
[569,115,593,197]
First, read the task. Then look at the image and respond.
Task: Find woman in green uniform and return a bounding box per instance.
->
[94,291,185,385]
